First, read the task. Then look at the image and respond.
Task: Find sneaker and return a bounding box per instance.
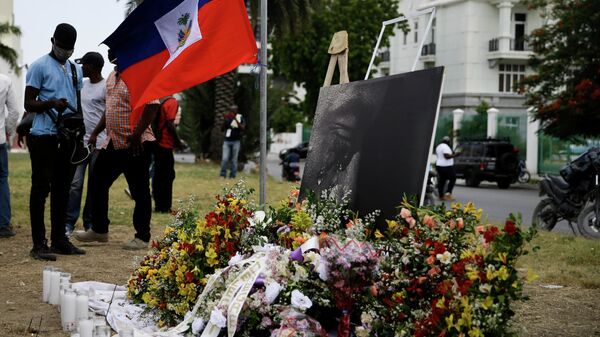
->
[122,238,149,251]
[30,244,57,261]
[0,226,15,238]
[74,229,109,243]
[124,188,133,200]
[50,240,86,255]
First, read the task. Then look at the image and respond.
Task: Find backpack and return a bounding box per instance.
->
[151,96,175,142]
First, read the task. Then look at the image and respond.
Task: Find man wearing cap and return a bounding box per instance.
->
[75,49,159,250]
[24,23,85,260]
[435,136,460,201]
[220,105,245,179]
[64,52,107,236]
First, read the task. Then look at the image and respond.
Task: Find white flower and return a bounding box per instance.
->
[436,251,454,265]
[209,307,227,328]
[479,283,492,293]
[360,312,373,325]
[264,282,282,304]
[401,255,411,265]
[248,211,268,227]
[228,252,243,266]
[316,257,329,281]
[192,318,205,334]
[291,289,312,310]
[355,326,370,337]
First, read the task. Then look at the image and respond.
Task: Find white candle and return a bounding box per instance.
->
[59,283,71,316]
[75,291,89,321]
[48,270,61,305]
[62,289,77,331]
[77,318,93,337]
[42,266,54,303]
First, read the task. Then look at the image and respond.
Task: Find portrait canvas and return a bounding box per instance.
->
[300,67,444,222]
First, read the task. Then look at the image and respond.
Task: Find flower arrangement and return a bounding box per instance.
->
[128,185,535,336]
[127,183,255,325]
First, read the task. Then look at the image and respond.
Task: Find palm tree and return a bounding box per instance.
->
[118,0,318,160]
[0,22,22,75]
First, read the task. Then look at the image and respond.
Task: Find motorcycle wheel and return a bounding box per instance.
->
[532,198,558,231]
[577,204,600,239]
[518,171,531,184]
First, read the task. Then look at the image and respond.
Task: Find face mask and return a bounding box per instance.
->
[52,44,74,62]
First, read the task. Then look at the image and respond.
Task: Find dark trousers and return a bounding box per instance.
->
[89,141,152,242]
[28,135,76,246]
[436,165,456,197]
[152,145,175,212]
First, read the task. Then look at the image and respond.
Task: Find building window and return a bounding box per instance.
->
[431,18,436,43]
[513,13,526,51]
[498,64,526,93]
[414,21,418,43]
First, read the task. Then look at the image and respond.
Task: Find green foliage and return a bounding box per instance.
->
[522,0,600,140]
[179,81,216,157]
[434,115,453,149]
[271,0,402,119]
[0,22,22,75]
[459,101,489,140]
[268,81,305,132]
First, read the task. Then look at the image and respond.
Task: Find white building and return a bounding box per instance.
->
[0,0,24,109]
[385,0,544,174]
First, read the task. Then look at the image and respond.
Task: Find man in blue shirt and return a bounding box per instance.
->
[24,23,85,260]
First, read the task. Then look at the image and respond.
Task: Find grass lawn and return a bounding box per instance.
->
[7,152,297,235]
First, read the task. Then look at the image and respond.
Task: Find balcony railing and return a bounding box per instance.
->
[380,50,390,62]
[489,38,532,52]
[421,43,436,56]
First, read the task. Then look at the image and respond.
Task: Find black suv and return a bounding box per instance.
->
[454,139,520,189]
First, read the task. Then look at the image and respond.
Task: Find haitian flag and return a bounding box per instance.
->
[103,0,258,115]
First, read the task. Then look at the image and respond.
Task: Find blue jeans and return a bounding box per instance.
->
[65,150,98,233]
[0,144,10,229]
[220,140,241,178]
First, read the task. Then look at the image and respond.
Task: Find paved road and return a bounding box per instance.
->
[265,156,574,234]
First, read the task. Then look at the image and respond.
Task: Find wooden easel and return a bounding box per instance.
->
[323,31,349,87]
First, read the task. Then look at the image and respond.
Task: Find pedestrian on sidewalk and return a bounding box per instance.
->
[0,73,19,238]
[219,105,245,179]
[435,136,460,201]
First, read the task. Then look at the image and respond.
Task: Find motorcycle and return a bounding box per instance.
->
[517,160,530,184]
[532,147,600,238]
[281,151,301,182]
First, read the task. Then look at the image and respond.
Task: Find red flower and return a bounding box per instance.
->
[185,271,194,283]
[484,226,500,243]
[433,242,446,255]
[504,220,518,236]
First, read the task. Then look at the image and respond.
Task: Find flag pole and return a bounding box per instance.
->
[259,0,268,206]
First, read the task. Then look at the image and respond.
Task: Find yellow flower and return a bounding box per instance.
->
[224,228,233,240]
[468,328,484,337]
[445,314,454,329]
[205,247,218,267]
[374,229,384,239]
[436,297,446,309]
[497,266,509,281]
[495,252,508,264]
[481,296,493,310]
[386,220,399,231]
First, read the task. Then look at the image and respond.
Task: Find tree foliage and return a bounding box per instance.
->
[0,22,22,75]
[459,101,489,140]
[271,0,401,119]
[522,0,600,140]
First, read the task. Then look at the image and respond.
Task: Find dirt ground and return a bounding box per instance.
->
[1,223,600,337]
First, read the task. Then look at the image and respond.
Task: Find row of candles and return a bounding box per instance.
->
[42,266,132,337]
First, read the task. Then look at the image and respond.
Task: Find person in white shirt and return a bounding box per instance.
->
[0,74,19,238]
[435,136,460,201]
[65,52,107,236]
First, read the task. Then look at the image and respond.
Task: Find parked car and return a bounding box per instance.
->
[279,141,309,161]
[454,139,520,189]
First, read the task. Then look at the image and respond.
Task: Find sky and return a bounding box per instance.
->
[14,0,129,78]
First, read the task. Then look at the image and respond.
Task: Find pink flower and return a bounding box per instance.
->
[476,225,485,234]
[407,217,416,228]
[457,218,464,229]
[400,208,412,219]
[422,215,436,229]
